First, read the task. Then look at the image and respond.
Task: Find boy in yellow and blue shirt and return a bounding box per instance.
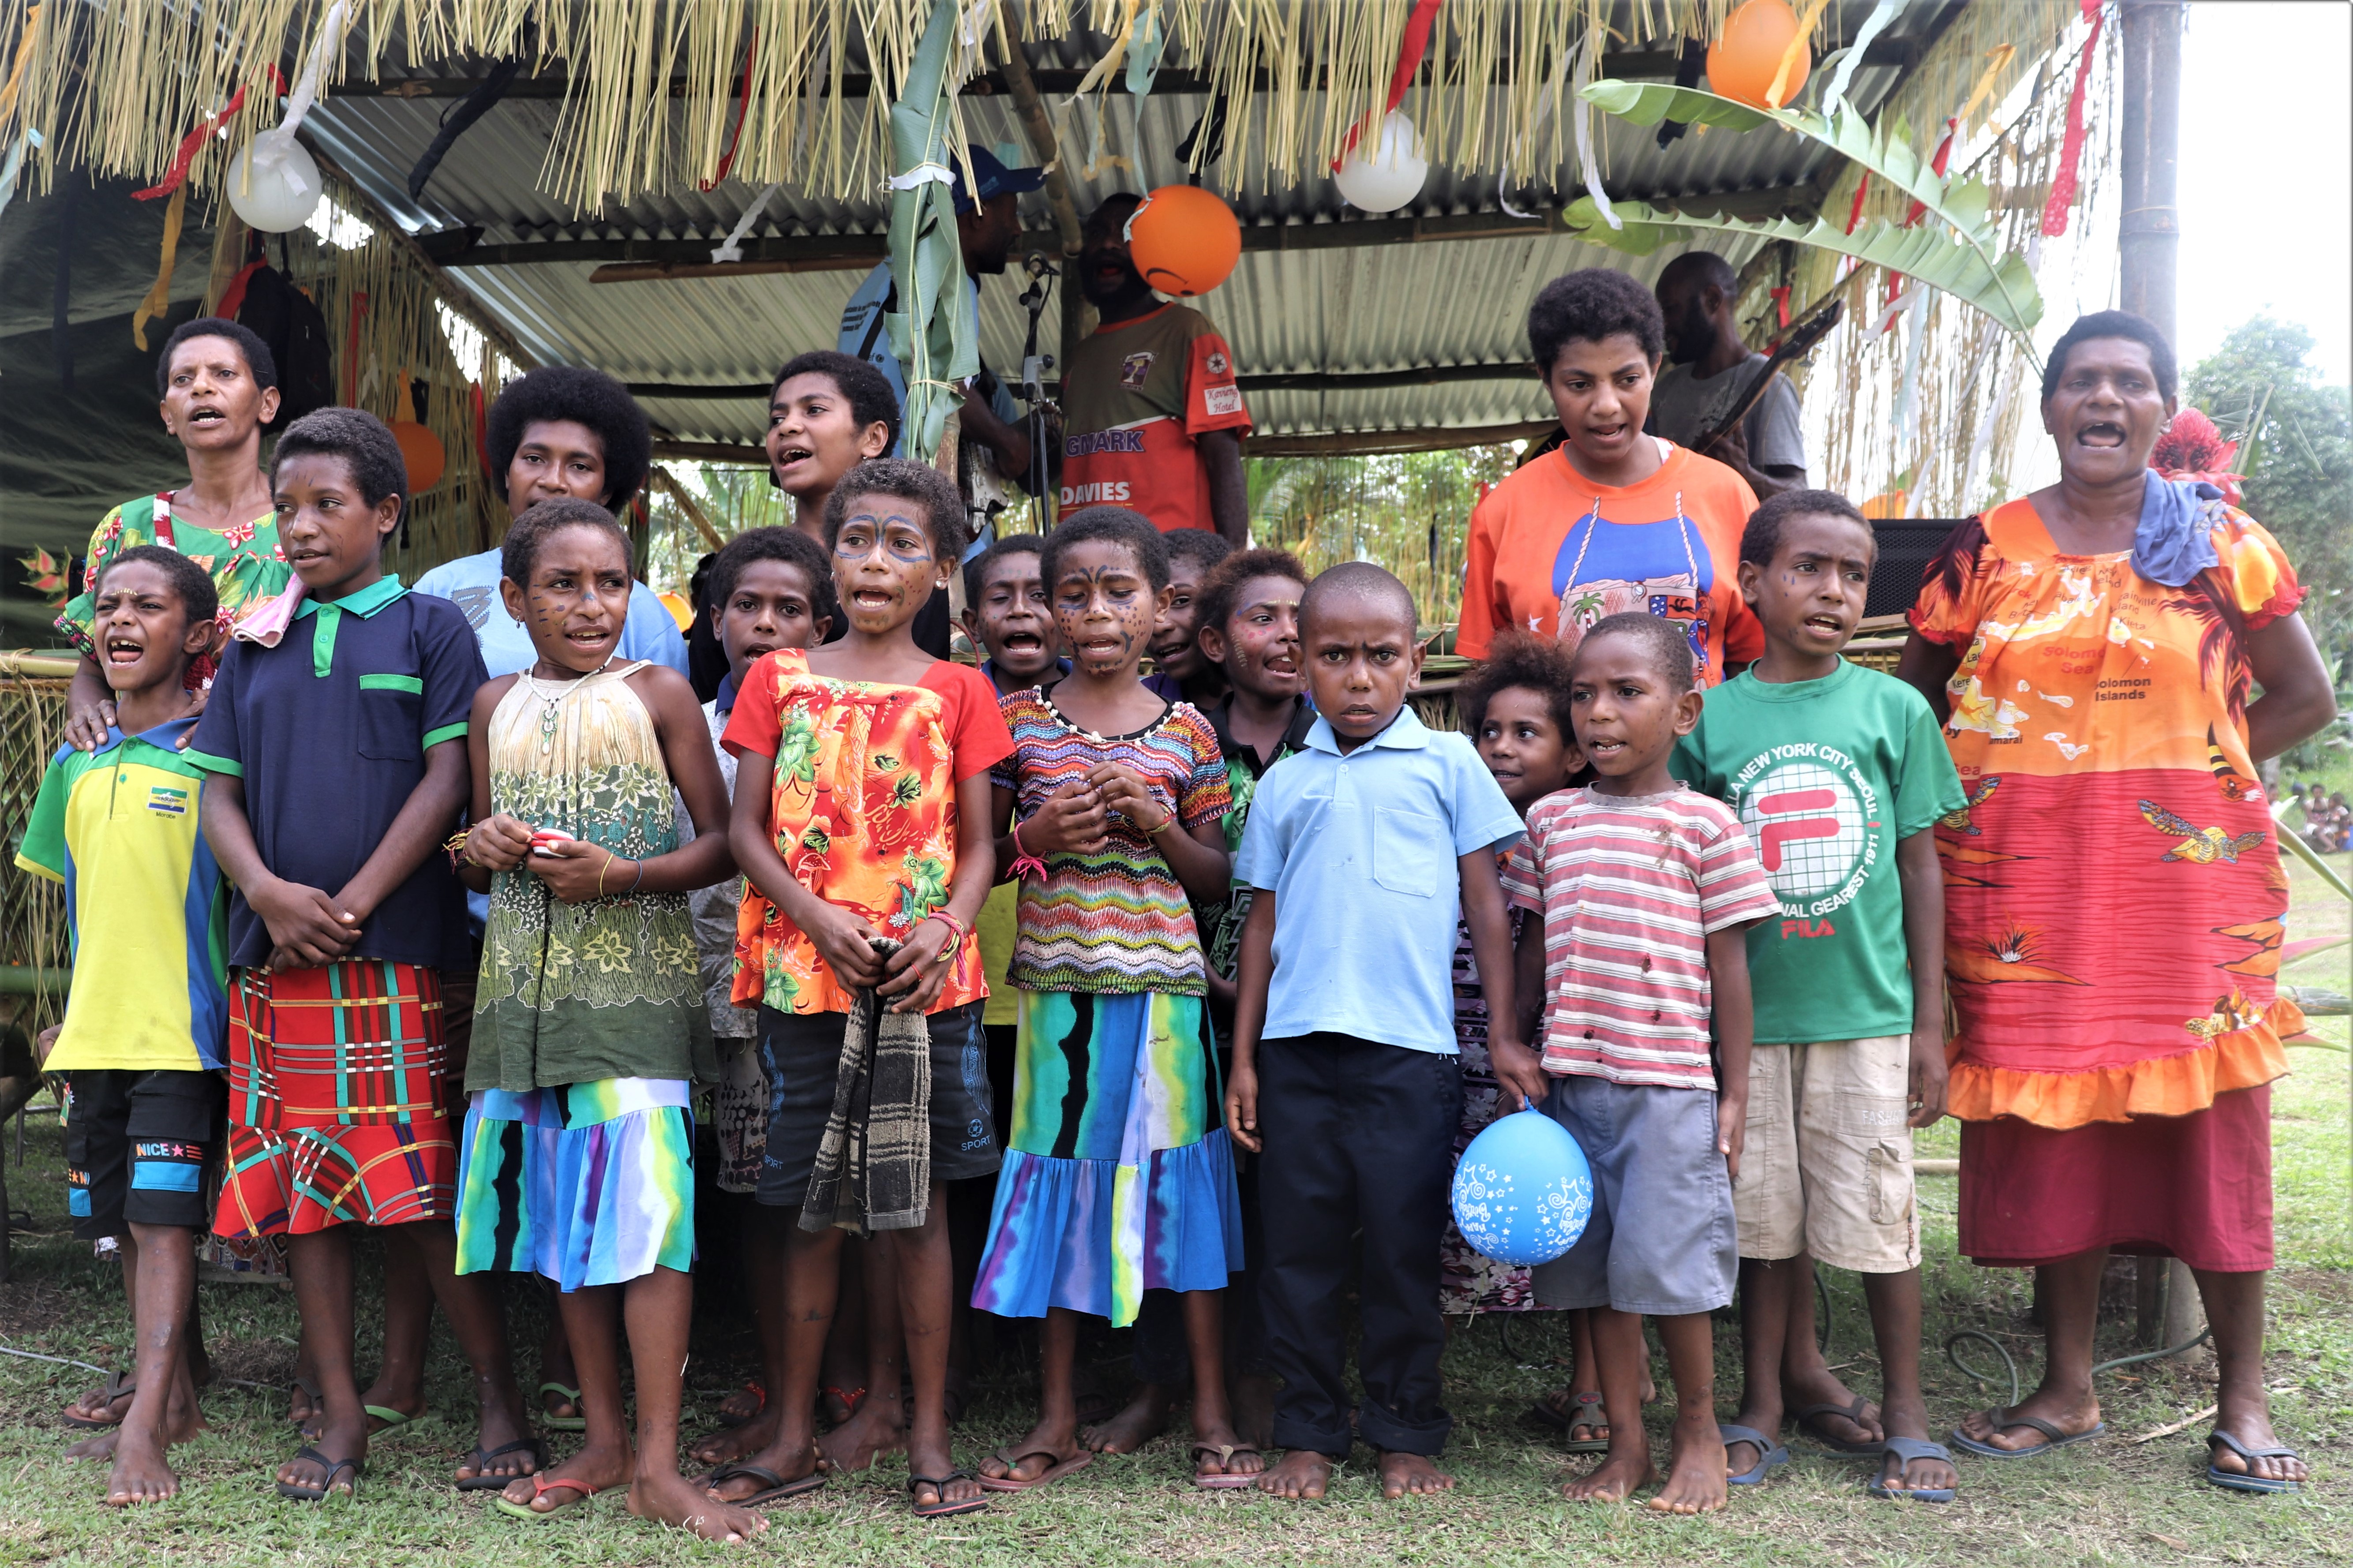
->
[18,546,227,1507]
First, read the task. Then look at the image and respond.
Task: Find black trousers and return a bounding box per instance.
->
[1257,1032,1462,1458]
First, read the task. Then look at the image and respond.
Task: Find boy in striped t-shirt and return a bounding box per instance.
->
[1496,612,1779,1515]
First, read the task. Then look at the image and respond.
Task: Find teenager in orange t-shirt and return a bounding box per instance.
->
[1458,269,1763,686]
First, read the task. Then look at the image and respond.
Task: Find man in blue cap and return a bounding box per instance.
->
[837,145,1043,540]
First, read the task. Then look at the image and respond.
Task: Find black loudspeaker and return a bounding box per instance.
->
[1867,518,1966,620]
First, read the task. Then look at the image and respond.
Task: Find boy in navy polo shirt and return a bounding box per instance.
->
[1227,563,1524,1503]
[188,408,532,1502]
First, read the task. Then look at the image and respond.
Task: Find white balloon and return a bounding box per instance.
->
[1333,110,1429,214]
[225,133,322,233]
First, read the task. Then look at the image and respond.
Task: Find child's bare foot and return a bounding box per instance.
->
[452,1395,540,1489]
[629,1468,766,1543]
[1376,1450,1453,1498]
[718,1381,766,1426]
[1647,1411,1729,1515]
[906,1428,981,1513]
[817,1390,907,1474]
[1256,1449,1332,1500]
[692,1401,779,1467]
[1189,1415,1265,1484]
[1232,1373,1277,1451]
[502,1440,632,1516]
[63,1378,135,1430]
[64,1427,122,1461]
[1562,1446,1656,1502]
[104,1433,181,1507]
[1083,1385,1174,1454]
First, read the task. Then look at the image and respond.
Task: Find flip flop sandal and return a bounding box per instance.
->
[910,1469,989,1519]
[63,1371,135,1430]
[1792,1396,1883,1456]
[1867,1437,1958,1503]
[537,1381,588,1433]
[1947,1407,2106,1459]
[1191,1443,1264,1489]
[1555,1392,1612,1454]
[818,1385,867,1427]
[715,1381,767,1429]
[1721,1424,1791,1486]
[276,1446,363,1502]
[365,1403,433,1436]
[288,1375,324,1429]
[698,1461,826,1508]
[978,1445,1094,1493]
[2207,1429,2303,1494]
[494,1473,601,1522]
[456,1437,547,1492]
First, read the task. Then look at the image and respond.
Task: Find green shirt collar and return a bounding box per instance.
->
[296,575,405,677]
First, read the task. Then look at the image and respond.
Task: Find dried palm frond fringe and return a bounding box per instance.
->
[0,673,69,1034]
[2,0,1848,207]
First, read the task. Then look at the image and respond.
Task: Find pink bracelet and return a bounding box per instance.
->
[1007,820,1048,881]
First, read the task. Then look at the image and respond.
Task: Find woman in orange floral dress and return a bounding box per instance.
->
[1898,313,2336,1493]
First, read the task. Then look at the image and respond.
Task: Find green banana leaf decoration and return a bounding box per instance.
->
[1573,79,2044,348]
[885,0,979,464]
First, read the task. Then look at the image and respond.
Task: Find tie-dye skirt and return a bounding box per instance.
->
[972,990,1241,1327]
[215,961,457,1236]
[454,1077,695,1291]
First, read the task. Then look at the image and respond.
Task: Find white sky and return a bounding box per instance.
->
[2175,1,2352,385]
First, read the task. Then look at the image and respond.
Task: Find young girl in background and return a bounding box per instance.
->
[450,499,753,1542]
[972,506,1253,1491]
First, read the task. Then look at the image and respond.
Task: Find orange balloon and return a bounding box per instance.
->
[1124,185,1241,297]
[1706,0,1810,109]
[390,420,447,494]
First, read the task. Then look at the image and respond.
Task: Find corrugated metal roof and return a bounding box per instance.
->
[299,0,1942,445]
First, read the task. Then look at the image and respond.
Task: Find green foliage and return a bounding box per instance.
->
[1246,445,1522,630]
[1575,80,2042,345]
[2186,317,2353,672]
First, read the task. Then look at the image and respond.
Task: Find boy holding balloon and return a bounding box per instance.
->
[1497,612,1780,1515]
[1225,563,1525,1502]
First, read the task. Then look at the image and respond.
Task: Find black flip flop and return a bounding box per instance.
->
[1792,1396,1883,1456]
[910,1469,988,1518]
[699,1460,826,1507]
[1948,1407,2106,1459]
[276,1445,362,1501]
[456,1436,547,1492]
[62,1371,135,1430]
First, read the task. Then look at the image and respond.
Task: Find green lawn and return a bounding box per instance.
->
[3,875,2349,1566]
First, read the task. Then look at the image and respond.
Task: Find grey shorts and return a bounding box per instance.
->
[755,1003,1001,1209]
[1529,1073,1738,1317]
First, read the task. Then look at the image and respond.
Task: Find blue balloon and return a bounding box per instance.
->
[1450,1108,1594,1267]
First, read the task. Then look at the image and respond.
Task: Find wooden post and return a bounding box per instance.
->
[2120,0,2204,1360]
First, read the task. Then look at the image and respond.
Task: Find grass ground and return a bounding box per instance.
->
[2,868,2349,1565]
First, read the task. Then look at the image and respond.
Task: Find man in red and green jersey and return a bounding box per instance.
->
[1059,193,1252,543]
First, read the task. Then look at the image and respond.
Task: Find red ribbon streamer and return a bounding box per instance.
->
[2042,0,2104,238]
[215,258,266,319]
[1901,117,1958,228]
[698,27,760,192]
[1844,172,1870,234]
[133,66,290,201]
[345,290,368,406]
[1333,0,1443,170]
[1771,284,1792,329]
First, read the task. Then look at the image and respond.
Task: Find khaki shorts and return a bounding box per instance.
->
[1732,1036,1919,1273]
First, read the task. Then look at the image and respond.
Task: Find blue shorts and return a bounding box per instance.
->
[1529,1074,1738,1317]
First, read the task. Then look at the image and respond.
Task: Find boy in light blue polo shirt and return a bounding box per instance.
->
[1226,563,1525,1504]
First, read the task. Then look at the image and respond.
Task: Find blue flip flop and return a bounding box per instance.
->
[2206,1429,2302,1494]
[1948,1407,2106,1458]
[1720,1423,1790,1486]
[1867,1437,1958,1503]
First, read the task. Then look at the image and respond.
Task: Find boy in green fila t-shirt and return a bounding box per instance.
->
[18,547,229,1508]
[1672,489,1968,1504]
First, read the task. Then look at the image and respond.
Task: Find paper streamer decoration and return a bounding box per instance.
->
[698,26,759,191]
[1571,31,1620,230]
[1821,0,1909,111]
[131,184,187,350]
[2043,0,2105,237]
[1334,0,1443,168]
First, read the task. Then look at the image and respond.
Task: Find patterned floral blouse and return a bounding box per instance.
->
[57,491,287,687]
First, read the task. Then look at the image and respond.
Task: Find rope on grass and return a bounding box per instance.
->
[1944,1322,2216,1412]
[0,1341,108,1376]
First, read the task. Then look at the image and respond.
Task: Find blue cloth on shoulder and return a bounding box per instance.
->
[2132,471,2223,588]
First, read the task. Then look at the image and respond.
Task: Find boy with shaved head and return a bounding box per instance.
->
[1226,563,1525,1501]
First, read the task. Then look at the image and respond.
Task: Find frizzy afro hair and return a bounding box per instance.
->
[1042,506,1170,593]
[772,350,902,451]
[1459,629,1579,738]
[1527,268,1665,375]
[1572,610,1694,694]
[1739,487,1873,569]
[94,543,219,629]
[2041,309,2177,405]
[485,364,652,512]
[822,457,970,561]
[708,525,840,633]
[155,316,277,397]
[1196,546,1308,639]
[500,496,629,586]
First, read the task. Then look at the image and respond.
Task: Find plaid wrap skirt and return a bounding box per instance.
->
[215,961,457,1236]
